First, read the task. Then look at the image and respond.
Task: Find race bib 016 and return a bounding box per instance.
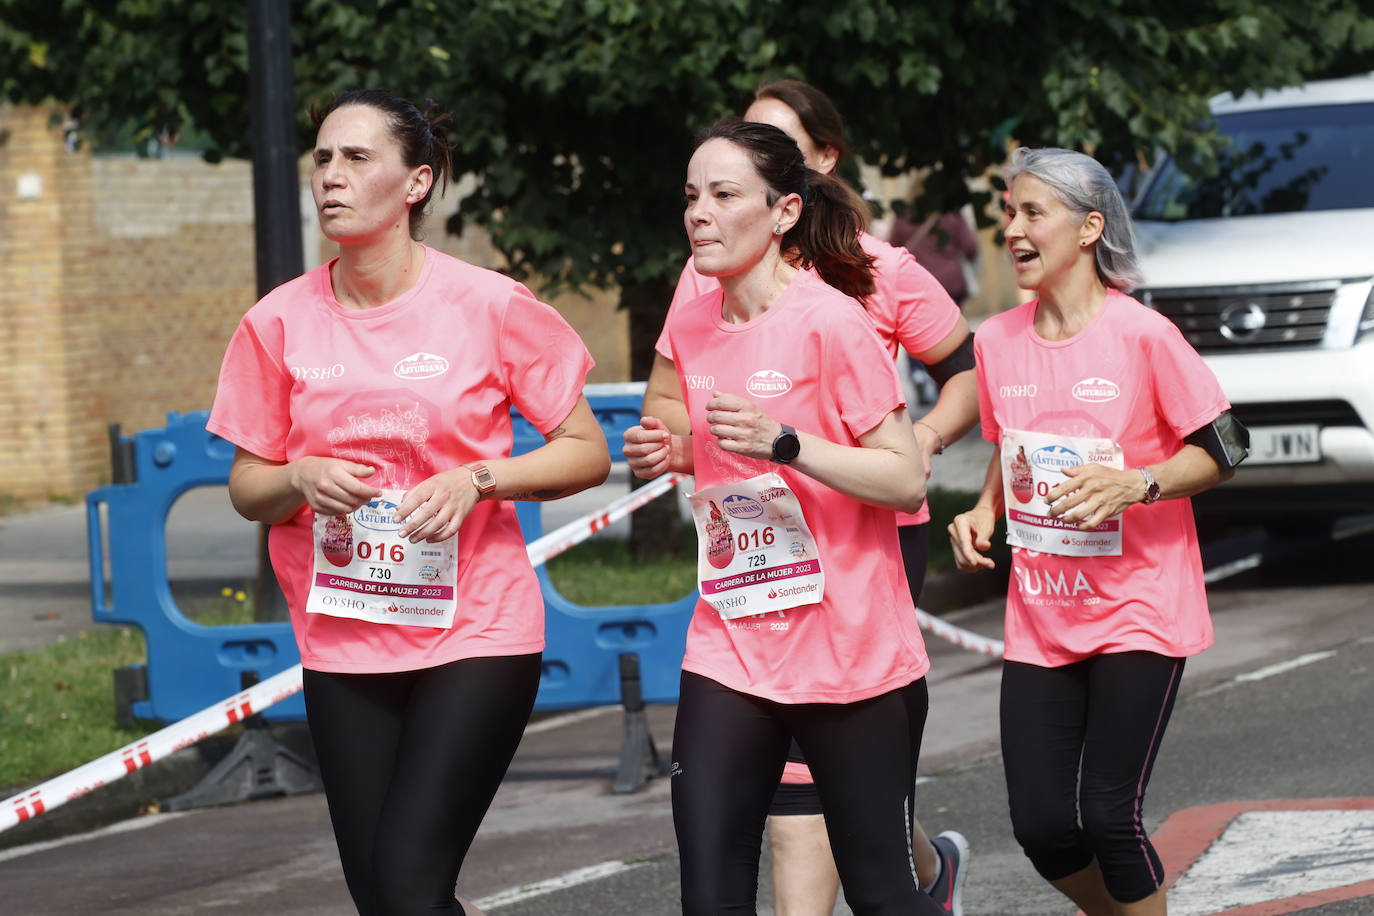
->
[306,489,459,628]
[1001,429,1124,557]
[689,472,824,620]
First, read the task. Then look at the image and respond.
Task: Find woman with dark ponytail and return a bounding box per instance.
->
[624,116,943,914]
[208,89,610,914]
[643,80,977,916]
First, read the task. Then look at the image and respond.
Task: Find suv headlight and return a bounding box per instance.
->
[1360,281,1374,342]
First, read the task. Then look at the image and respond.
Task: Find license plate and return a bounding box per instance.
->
[1246,424,1321,465]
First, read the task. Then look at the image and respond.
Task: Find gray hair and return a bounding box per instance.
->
[1005,147,1142,291]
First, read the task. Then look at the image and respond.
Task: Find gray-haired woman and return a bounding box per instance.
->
[949,147,1247,915]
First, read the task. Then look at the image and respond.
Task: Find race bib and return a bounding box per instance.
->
[689,472,824,620]
[1001,429,1124,557]
[306,489,458,628]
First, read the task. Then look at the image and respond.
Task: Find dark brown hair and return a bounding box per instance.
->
[750,79,849,168]
[697,118,874,302]
[310,89,453,239]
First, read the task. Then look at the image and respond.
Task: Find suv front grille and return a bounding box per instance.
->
[1140,282,1340,353]
[1231,400,1363,428]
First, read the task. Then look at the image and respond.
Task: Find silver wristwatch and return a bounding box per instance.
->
[1138,467,1161,505]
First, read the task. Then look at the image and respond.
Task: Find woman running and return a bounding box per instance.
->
[642,79,977,914]
[208,89,610,915]
[625,116,944,915]
[950,146,1246,916]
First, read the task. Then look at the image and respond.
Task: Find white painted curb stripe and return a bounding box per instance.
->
[474,858,649,908]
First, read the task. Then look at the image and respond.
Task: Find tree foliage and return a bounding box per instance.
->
[5,0,1373,310]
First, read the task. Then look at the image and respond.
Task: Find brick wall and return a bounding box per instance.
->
[0,104,628,507]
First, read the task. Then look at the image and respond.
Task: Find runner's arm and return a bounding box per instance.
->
[911,330,979,464]
[790,407,926,512]
[228,449,381,524]
[705,390,924,512]
[1046,443,1228,530]
[641,354,691,435]
[395,395,612,542]
[948,451,1004,572]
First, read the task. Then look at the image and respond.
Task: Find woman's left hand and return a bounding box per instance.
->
[1045,464,1145,530]
[395,468,482,543]
[706,391,779,461]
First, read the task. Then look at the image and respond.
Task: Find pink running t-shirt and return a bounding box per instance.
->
[975,290,1228,667]
[666,269,930,704]
[656,231,959,526]
[208,247,594,674]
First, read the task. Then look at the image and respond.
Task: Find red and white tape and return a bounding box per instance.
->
[3,665,302,831]
[525,473,684,568]
[1,474,687,834]
[914,608,1005,659]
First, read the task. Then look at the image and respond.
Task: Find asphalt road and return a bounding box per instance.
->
[2,527,1371,915]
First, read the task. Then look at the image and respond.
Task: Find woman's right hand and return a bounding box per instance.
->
[289,456,381,516]
[623,416,674,479]
[949,504,998,572]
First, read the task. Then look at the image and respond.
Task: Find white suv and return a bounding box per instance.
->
[1131,72,1374,529]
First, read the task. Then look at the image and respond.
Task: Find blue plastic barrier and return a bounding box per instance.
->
[87,383,695,724]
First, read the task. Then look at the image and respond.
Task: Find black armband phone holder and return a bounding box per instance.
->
[924,335,976,387]
[1185,411,1250,470]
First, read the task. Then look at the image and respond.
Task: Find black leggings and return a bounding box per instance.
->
[672,671,942,915]
[766,522,930,817]
[303,653,542,916]
[1000,652,1185,904]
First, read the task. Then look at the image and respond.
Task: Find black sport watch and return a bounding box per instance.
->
[771,424,800,465]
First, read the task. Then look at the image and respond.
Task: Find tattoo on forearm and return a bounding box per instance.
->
[508,488,569,501]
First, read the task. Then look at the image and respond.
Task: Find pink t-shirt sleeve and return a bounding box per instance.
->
[1145,318,1230,437]
[824,308,907,440]
[654,258,717,360]
[208,310,293,461]
[974,321,1000,445]
[501,283,597,433]
[864,234,961,360]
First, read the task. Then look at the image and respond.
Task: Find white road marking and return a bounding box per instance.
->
[475,858,650,908]
[1170,810,1374,916]
[1196,650,1337,697]
[1203,552,1262,583]
[523,705,617,736]
[0,811,191,864]
[1233,651,1338,682]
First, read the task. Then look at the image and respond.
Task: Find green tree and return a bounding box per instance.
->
[5,0,1372,553]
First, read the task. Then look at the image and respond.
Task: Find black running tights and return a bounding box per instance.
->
[672,671,942,915]
[303,653,542,915]
[1000,651,1184,904]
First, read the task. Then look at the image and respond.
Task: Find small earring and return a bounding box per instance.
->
[773,224,783,235]
[1080,240,1088,247]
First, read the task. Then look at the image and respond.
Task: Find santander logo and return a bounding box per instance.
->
[746,369,792,398]
[393,352,450,380]
[1072,377,1120,402]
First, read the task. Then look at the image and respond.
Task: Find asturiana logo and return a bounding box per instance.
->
[1072,377,1120,402]
[393,352,450,380]
[722,494,764,519]
[1031,444,1082,472]
[354,498,404,532]
[746,370,792,398]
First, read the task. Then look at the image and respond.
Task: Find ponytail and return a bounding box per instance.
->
[785,170,875,303]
